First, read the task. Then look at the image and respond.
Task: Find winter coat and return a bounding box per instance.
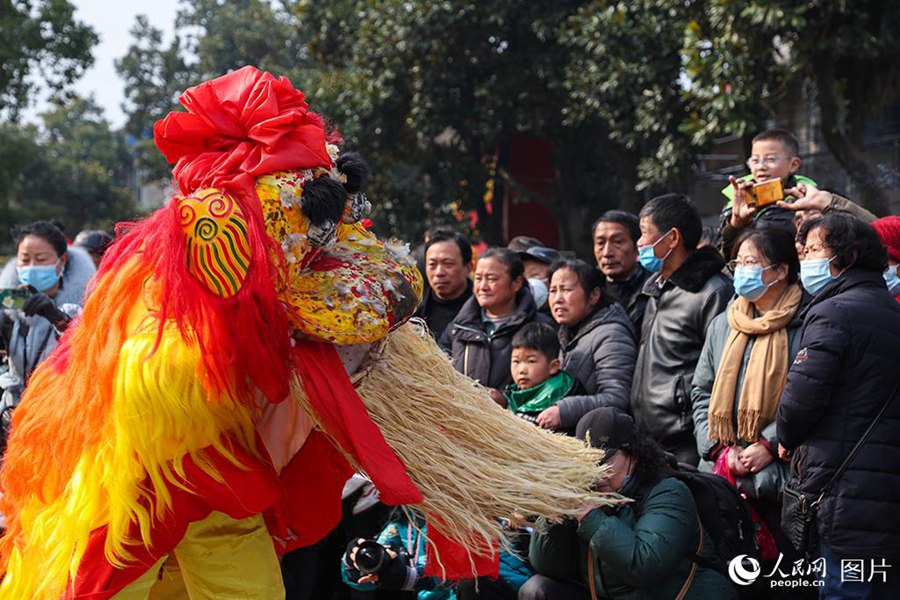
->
[414,280,473,341]
[604,266,651,335]
[529,476,736,600]
[777,269,900,559]
[0,247,95,405]
[441,287,553,389]
[556,302,636,428]
[691,296,807,502]
[630,247,733,446]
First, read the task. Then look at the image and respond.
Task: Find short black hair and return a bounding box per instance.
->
[74,230,114,255]
[511,322,560,361]
[425,225,455,243]
[800,213,887,273]
[638,193,702,251]
[11,220,68,257]
[700,225,721,249]
[732,226,800,284]
[425,229,473,266]
[593,210,640,245]
[479,247,524,281]
[752,129,800,158]
[548,258,612,308]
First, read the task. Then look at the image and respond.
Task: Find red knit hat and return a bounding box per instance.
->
[873,216,900,262]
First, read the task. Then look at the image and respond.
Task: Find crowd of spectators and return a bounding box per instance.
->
[352,128,900,600]
[3,128,900,599]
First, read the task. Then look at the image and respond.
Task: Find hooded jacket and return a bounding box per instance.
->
[777,269,900,559]
[556,302,636,428]
[630,247,733,445]
[441,286,553,390]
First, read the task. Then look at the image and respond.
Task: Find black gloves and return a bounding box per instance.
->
[375,547,411,588]
[22,293,69,328]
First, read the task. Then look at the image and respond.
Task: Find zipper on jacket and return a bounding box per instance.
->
[464,344,470,378]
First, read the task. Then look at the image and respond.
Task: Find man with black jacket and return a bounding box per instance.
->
[592,210,651,334]
[630,194,733,466]
[414,230,473,341]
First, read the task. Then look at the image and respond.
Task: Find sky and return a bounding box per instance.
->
[35,0,181,128]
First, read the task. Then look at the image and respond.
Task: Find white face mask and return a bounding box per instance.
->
[528,278,548,308]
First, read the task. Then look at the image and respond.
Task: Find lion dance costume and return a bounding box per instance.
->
[0,67,613,599]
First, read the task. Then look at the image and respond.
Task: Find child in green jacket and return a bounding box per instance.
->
[503,323,582,435]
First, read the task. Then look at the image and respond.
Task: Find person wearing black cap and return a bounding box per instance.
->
[73,229,114,269]
[520,246,560,314]
[522,408,735,600]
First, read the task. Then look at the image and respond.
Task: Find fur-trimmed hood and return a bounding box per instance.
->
[0,245,96,306]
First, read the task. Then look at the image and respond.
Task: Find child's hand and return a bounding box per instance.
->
[487,388,507,408]
[535,405,561,430]
[729,176,757,228]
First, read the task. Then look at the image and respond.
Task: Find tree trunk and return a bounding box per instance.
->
[812,58,890,216]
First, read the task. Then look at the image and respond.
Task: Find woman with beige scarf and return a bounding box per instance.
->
[690,228,806,554]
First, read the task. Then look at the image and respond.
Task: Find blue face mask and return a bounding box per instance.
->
[617,455,635,493]
[17,261,62,293]
[637,230,673,273]
[733,265,775,301]
[800,257,836,295]
[885,265,900,295]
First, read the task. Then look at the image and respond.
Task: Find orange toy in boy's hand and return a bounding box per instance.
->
[746,178,784,208]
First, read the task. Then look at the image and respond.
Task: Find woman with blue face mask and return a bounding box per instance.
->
[872,216,900,303]
[690,227,804,567]
[0,221,95,456]
[778,213,900,598]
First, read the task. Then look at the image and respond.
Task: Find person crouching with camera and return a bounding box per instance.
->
[342,509,454,600]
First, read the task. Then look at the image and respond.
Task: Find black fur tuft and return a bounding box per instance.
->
[301,177,347,226]
[336,152,370,194]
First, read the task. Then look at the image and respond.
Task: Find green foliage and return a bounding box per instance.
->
[115,0,900,246]
[176,0,310,78]
[0,0,97,118]
[3,97,139,240]
[297,0,639,245]
[560,0,695,191]
[116,15,194,182]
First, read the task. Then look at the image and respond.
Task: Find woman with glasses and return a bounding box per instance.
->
[691,227,805,559]
[778,213,900,597]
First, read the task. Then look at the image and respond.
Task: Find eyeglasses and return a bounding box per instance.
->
[746,156,784,169]
[727,259,772,271]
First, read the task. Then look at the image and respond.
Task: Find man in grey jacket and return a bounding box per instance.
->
[630,194,732,466]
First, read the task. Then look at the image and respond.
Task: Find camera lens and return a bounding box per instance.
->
[355,540,387,574]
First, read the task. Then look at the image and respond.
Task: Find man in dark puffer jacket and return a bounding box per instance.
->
[779,213,900,598]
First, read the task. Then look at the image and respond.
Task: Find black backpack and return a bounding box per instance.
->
[669,461,760,570]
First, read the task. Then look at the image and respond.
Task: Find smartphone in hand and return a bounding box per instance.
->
[0,288,33,310]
